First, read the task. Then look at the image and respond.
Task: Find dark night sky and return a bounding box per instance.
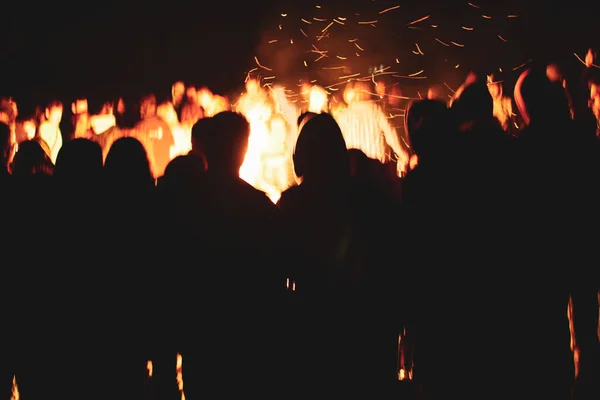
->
[0,0,596,113]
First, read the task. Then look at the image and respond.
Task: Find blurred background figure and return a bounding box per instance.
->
[197,87,230,118]
[37,100,64,164]
[71,98,91,139]
[427,84,444,101]
[335,81,409,176]
[307,85,329,114]
[157,101,191,158]
[171,81,186,120]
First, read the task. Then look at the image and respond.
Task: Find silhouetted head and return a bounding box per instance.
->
[162,154,207,186]
[54,139,103,184]
[293,112,349,182]
[104,137,153,187]
[405,99,452,160]
[191,116,215,157]
[514,68,572,126]
[451,80,494,128]
[11,140,54,176]
[202,111,250,176]
[449,70,481,106]
[297,111,317,130]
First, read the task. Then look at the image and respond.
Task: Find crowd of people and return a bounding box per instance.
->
[0,56,599,400]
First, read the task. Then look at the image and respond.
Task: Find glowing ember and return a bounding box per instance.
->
[250,2,527,101]
[286,277,296,291]
[146,360,153,378]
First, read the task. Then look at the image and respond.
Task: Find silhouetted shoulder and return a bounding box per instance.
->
[277,185,302,210]
[239,178,279,213]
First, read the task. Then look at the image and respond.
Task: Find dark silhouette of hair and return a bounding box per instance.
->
[293,112,349,181]
[451,80,494,125]
[104,137,153,186]
[514,68,572,125]
[405,99,452,158]
[297,111,317,128]
[54,139,103,183]
[202,111,249,174]
[191,116,215,157]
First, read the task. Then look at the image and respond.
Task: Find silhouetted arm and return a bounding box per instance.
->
[378,107,408,170]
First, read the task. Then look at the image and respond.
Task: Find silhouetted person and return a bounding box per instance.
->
[163,111,285,399]
[279,113,400,395]
[52,137,104,264]
[0,122,14,400]
[133,94,174,178]
[5,139,60,400]
[408,69,594,400]
[515,67,597,208]
[452,78,518,207]
[401,99,458,206]
[87,136,156,400]
[54,138,103,189]
[514,68,600,399]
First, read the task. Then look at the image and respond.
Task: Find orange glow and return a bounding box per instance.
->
[567,296,580,379]
[176,353,185,400]
[397,328,413,381]
[146,360,153,378]
[10,375,19,400]
[236,80,297,203]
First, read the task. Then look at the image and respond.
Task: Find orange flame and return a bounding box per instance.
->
[176,353,185,400]
[567,295,580,379]
[10,375,19,400]
[146,360,153,378]
[397,327,413,381]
